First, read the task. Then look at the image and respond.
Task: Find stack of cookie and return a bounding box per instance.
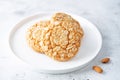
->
[26,13,84,61]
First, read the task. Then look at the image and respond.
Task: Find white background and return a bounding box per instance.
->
[0,0,120,80]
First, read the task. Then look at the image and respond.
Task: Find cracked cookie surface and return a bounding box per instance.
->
[26,13,84,61]
[26,21,50,53]
[41,13,84,61]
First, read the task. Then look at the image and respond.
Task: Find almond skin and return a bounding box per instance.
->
[101,58,110,63]
[93,66,103,73]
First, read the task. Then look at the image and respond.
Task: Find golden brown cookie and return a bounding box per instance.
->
[26,13,84,61]
[26,21,50,53]
[41,13,84,61]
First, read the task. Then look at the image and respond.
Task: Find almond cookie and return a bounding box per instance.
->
[26,21,50,53]
[41,13,84,61]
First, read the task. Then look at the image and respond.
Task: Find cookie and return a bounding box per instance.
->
[41,13,84,61]
[26,13,84,61]
[26,21,50,53]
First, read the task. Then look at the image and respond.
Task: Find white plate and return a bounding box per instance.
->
[8,13,102,74]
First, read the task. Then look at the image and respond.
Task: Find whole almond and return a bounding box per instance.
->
[93,66,103,73]
[101,58,110,63]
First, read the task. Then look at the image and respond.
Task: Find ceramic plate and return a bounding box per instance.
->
[8,13,102,74]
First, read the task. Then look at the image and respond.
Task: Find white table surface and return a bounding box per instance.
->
[0,0,120,80]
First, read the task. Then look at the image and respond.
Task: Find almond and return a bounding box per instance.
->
[101,58,110,63]
[93,66,103,73]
